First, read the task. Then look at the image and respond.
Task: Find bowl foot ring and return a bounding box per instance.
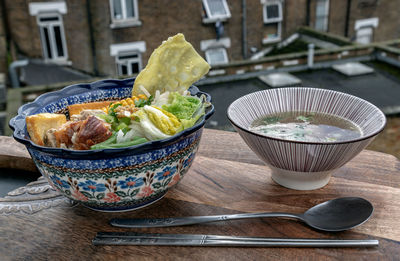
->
[269,166,336,190]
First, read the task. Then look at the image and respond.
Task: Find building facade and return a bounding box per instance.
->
[1,0,399,79]
[0,2,8,74]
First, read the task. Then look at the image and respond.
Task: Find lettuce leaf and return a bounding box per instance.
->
[162,92,202,120]
[180,102,206,129]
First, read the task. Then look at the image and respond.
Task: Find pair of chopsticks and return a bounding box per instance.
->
[93,232,379,247]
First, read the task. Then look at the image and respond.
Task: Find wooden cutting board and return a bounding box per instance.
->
[0,128,399,260]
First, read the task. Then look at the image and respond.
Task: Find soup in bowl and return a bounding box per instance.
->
[227,87,386,190]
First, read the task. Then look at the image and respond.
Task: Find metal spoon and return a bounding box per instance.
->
[110,197,373,232]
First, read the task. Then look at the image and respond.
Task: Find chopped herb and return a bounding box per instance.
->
[296,115,311,122]
[134,95,154,107]
[263,116,281,124]
[97,114,115,124]
[119,117,131,126]
[109,103,122,117]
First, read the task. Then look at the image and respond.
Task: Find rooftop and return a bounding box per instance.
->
[20,59,91,87]
[200,61,400,131]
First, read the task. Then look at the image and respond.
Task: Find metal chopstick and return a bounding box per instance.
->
[93,232,379,247]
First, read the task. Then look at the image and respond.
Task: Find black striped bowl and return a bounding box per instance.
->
[227,87,386,190]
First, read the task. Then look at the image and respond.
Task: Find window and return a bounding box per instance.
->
[262,1,283,24]
[116,52,142,76]
[262,23,282,44]
[315,0,329,31]
[354,18,378,44]
[200,38,230,65]
[110,41,146,76]
[110,0,141,28]
[261,0,283,44]
[202,0,231,23]
[356,27,373,44]
[205,48,229,65]
[37,13,68,62]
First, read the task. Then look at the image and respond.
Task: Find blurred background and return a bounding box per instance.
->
[0,0,399,163]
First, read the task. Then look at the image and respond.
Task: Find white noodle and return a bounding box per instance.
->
[139,85,151,97]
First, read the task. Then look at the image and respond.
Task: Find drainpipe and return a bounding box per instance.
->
[306,0,311,26]
[9,60,29,88]
[307,43,314,68]
[242,0,247,59]
[86,0,99,76]
[344,0,352,37]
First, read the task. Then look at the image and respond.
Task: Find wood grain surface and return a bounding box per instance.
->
[1,128,400,260]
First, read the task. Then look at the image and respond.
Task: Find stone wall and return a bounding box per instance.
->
[2,0,311,77]
[0,2,7,74]
[347,0,400,42]
[62,0,94,75]
[307,0,400,42]
[2,0,400,79]
[3,0,93,74]
[3,0,39,58]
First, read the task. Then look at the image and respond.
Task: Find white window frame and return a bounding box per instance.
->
[354,18,379,44]
[29,2,67,16]
[202,0,231,23]
[110,42,146,76]
[315,0,329,32]
[354,17,379,31]
[109,0,141,28]
[116,52,142,76]
[356,26,373,44]
[36,13,69,63]
[262,22,282,44]
[205,47,229,66]
[262,0,283,24]
[261,0,283,44]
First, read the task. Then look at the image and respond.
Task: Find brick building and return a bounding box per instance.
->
[0,2,8,74]
[1,0,399,79]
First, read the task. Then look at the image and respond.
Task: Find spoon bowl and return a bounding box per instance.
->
[301,197,373,231]
[110,197,374,232]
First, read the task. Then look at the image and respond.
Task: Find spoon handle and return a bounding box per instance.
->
[110,212,303,228]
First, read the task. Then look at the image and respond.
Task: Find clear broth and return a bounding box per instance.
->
[249,111,362,142]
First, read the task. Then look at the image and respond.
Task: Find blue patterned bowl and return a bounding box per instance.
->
[9,78,214,211]
[227,87,385,190]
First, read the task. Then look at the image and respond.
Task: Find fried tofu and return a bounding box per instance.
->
[67,101,113,116]
[26,113,67,146]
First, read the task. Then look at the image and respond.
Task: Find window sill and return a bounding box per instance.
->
[202,17,229,24]
[44,59,72,66]
[110,20,142,29]
[208,69,226,76]
[262,37,281,44]
[263,18,283,24]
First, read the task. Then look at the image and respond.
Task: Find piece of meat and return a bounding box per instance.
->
[70,109,106,122]
[43,128,57,147]
[73,115,112,150]
[53,121,83,148]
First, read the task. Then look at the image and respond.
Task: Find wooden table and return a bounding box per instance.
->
[1,128,400,260]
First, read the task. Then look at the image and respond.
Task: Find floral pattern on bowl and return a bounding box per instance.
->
[33,130,200,211]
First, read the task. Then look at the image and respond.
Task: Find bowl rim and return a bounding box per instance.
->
[9,77,214,156]
[227,87,386,145]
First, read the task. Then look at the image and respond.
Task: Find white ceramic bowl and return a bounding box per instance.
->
[227,87,386,190]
